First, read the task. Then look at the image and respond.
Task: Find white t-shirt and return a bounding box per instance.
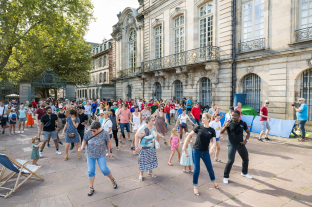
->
[0,106,8,117]
[138,102,142,110]
[208,108,215,115]
[225,113,232,122]
[102,118,112,134]
[209,121,221,138]
[179,114,189,124]
[84,105,91,114]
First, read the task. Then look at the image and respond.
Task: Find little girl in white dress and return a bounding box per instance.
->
[180,133,194,173]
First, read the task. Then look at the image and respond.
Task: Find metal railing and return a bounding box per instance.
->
[143,45,219,72]
[238,38,265,53]
[295,27,312,42]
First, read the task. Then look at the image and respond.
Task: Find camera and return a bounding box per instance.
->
[292,104,295,107]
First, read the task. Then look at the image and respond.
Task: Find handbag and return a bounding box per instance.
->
[181,122,187,128]
[62,119,66,124]
[68,133,75,138]
[154,139,160,149]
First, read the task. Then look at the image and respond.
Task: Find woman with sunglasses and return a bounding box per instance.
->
[78,121,117,196]
[153,106,168,145]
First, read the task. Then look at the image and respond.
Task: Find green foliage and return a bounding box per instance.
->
[0,0,94,84]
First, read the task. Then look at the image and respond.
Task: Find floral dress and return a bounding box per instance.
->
[65,117,80,143]
[31,144,40,160]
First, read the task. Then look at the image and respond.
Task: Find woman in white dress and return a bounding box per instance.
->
[131,106,142,154]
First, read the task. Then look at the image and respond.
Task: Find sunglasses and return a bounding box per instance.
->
[266,102,269,104]
[91,130,97,133]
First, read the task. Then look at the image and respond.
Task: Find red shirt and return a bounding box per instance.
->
[260,106,268,121]
[31,102,37,108]
[36,108,46,120]
[170,104,175,110]
[164,106,170,113]
[191,107,201,120]
[148,103,153,107]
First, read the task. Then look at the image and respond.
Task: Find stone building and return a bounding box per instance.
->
[76,39,115,100]
[111,0,312,126]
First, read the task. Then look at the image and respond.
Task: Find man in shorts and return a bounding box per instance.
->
[186,97,192,116]
[117,103,133,143]
[259,100,271,142]
[39,106,62,156]
[0,101,8,134]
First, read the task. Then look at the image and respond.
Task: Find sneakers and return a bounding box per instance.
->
[223,178,229,184]
[265,137,270,141]
[116,148,120,151]
[39,152,43,157]
[2,131,4,134]
[21,131,24,134]
[13,132,16,135]
[258,138,263,142]
[56,150,62,155]
[128,139,132,142]
[58,141,63,145]
[191,170,194,173]
[180,141,183,144]
[18,131,20,134]
[241,172,252,179]
[119,140,122,144]
[106,153,109,157]
[47,143,50,148]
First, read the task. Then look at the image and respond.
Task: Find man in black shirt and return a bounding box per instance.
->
[221,110,251,184]
[71,106,88,150]
[39,107,61,157]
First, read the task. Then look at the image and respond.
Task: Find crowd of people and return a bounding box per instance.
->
[0,96,308,196]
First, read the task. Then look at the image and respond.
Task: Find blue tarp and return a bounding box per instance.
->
[220,112,227,126]
[241,115,254,131]
[250,116,296,138]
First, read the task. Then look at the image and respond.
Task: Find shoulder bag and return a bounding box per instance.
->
[86,130,104,145]
[180,115,187,128]
[68,118,76,138]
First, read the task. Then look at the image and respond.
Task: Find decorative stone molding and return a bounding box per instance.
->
[175,67,182,74]
[181,66,190,73]
[205,62,220,85]
[125,13,138,33]
[154,71,159,77]
[200,70,207,76]
[158,71,165,77]
[141,74,147,79]
[246,66,254,74]
[307,59,312,68]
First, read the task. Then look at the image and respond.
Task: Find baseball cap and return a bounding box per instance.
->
[195,102,199,104]
[100,110,104,114]
[299,98,305,101]
[59,105,63,109]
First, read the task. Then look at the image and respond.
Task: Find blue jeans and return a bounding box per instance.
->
[224,143,249,178]
[166,113,170,124]
[192,149,215,186]
[120,123,130,133]
[193,118,201,125]
[299,120,307,139]
[87,156,111,177]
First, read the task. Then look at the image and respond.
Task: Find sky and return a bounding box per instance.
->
[84,0,140,44]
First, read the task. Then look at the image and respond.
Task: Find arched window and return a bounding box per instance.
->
[174,15,184,54]
[175,80,183,101]
[154,25,162,58]
[99,73,102,83]
[301,69,312,120]
[200,78,212,106]
[199,2,213,47]
[127,85,132,99]
[128,30,136,68]
[155,82,162,100]
[243,73,261,112]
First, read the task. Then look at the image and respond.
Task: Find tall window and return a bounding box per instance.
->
[199,2,214,47]
[127,86,132,99]
[155,25,162,58]
[99,73,102,83]
[99,58,102,68]
[243,73,261,113]
[104,72,107,82]
[155,82,162,100]
[301,69,312,121]
[200,78,212,106]
[242,0,264,41]
[175,81,183,101]
[174,15,184,54]
[128,30,137,68]
[300,0,312,28]
[89,89,91,99]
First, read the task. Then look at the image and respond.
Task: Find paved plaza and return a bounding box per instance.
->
[0,124,312,207]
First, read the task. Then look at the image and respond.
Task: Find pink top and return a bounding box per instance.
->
[234,107,242,118]
[119,108,131,123]
[171,135,179,150]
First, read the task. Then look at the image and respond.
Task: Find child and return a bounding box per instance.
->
[18,104,26,133]
[180,133,194,173]
[168,128,181,166]
[9,108,18,135]
[209,113,223,162]
[31,136,41,165]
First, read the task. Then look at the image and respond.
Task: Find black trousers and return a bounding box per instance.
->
[224,143,249,178]
[112,129,118,147]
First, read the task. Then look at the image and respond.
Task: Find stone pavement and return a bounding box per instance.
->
[0,124,312,207]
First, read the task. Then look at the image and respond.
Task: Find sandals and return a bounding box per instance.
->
[148,173,157,178]
[214,158,221,162]
[164,142,168,146]
[183,170,187,173]
[168,162,174,166]
[194,187,199,196]
[63,155,68,161]
[213,182,219,189]
[139,175,144,181]
[111,178,117,189]
[88,187,94,196]
[77,153,81,158]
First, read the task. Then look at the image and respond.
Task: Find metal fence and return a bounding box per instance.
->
[295,27,312,42]
[0,81,20,104]
[238,38,265,53]
[243,73,261,113]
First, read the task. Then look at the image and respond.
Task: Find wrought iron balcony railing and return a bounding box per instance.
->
[117,67,142,79]
[238,38,265,53]
[113,45,219,79]
[143,45,219,72]
[295,27,312,42]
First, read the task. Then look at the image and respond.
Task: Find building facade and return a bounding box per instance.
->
[111,0,312,126]
[76,39,115,100]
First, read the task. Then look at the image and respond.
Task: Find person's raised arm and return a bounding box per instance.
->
[182,131,195,156]
[221,121,230,134]
[135,128,145,152]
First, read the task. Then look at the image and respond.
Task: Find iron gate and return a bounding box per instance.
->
[243,73,261,113]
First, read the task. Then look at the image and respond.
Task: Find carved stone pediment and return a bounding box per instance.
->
[246,66,254,74]
[176,67,182,74]
[205,62,220,85]
[181,66,189,73]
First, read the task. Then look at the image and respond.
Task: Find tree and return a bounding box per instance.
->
[0,0,94,83]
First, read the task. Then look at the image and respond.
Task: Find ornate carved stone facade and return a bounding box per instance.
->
[110,0,312,126]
